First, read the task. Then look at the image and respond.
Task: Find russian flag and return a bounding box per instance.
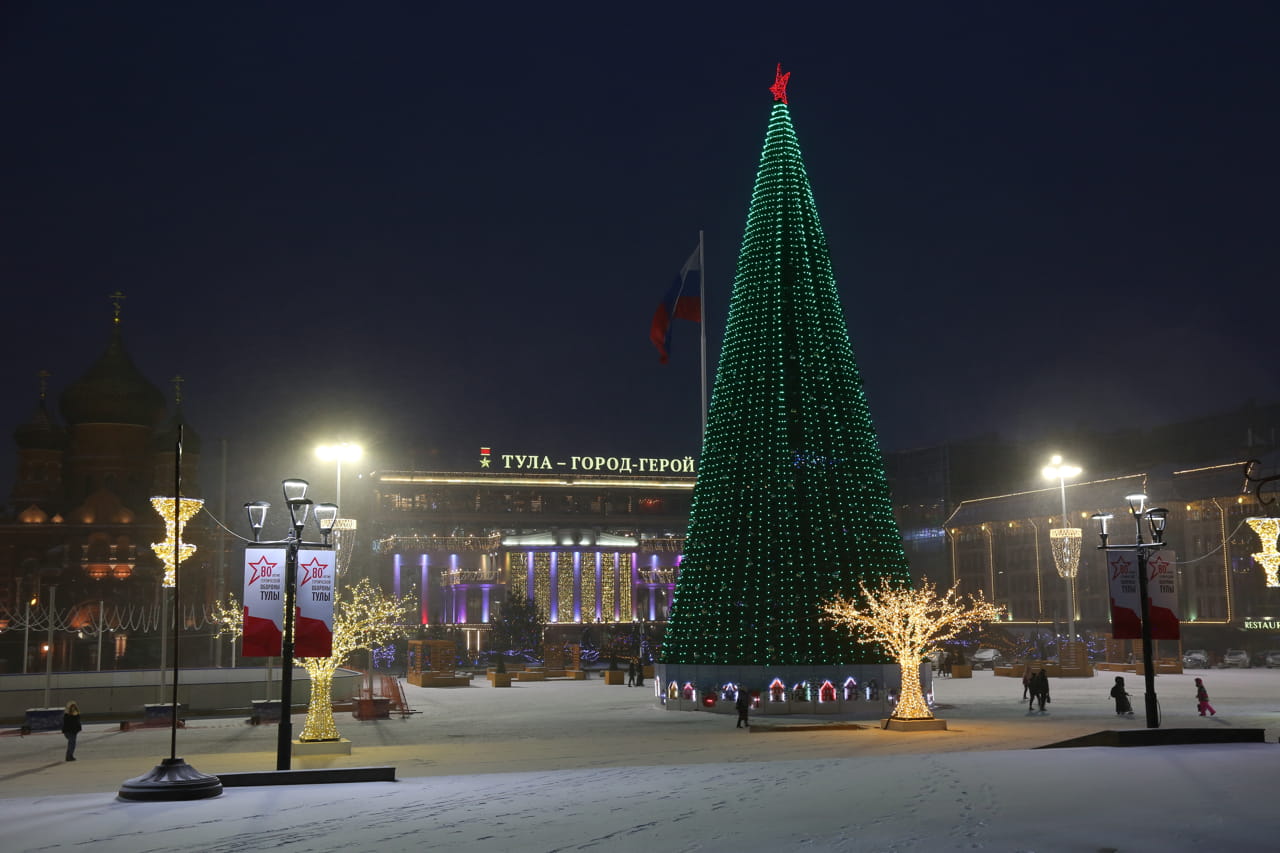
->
[649,244,702,363]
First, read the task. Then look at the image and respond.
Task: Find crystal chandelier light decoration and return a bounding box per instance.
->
[150,496,204,588]
[1049,527,1083,579]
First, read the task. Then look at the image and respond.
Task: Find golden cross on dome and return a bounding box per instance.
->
[36,369,50,400]
[769,63,791,104]
[171,375,185,406]
[109,291,126,324]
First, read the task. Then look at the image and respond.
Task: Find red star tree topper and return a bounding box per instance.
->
[769,63,791,103]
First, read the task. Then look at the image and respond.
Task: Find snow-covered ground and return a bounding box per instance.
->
[2,667,1276,852]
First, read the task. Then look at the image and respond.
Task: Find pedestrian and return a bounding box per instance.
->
[942,650,953,678]
[634,659,645,688]
[735,688,751,728]
[1110,676,1134,717]
[1194,677,1216,716]
[626,659,636,687]
[1021,662,1033,701]
[61,700,82,761]
[1029,669,1049,713]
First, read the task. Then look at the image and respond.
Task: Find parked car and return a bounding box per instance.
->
[1264,650,1280,669]
[1222,649,1251,668]
[1182,649,1209,669]
[970,648,1003,670]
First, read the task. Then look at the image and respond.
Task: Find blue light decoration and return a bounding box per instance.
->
[372,644,396,670]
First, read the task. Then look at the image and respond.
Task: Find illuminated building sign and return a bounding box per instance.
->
[1243,620,1280,631]
[479,448,696,474]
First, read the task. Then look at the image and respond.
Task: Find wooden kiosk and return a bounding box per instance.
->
[407,639,472,687]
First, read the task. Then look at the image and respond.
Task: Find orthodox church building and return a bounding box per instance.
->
[0,301,203,673]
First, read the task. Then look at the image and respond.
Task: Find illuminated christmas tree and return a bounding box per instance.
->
[663,66,912,668]
[822,579,1002,720]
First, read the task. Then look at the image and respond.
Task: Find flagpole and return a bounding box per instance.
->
[698,229,707,437]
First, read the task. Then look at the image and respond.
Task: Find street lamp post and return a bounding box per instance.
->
[1091,494,1169,728]
[245,480,339,771]
[1042,455,1082,649]
[119,425,221,801]
[316,442,362,517]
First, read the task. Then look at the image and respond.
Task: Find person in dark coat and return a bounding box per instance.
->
[735,688,751,728]
[1194,677,1216,716]
[61,700,82,761]
[1110,676,1134,717]
[634,659,644,688]
[626,659,636,687]
[1029,670,1050,713]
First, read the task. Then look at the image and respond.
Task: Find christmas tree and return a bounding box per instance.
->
[663,66,911,667]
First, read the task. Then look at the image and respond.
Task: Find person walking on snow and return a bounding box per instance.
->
[735,688,752,728]
[1194,677,1216,716]
[1110,676,1134,717]
[1021,662,1033,701]
[1029,669,1049,713]
[61,700,82,761]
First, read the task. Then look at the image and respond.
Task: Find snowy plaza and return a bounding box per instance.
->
[2,667,1277,852]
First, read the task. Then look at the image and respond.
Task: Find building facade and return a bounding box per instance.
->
[943,459,1280,650]
[362,454,695,649]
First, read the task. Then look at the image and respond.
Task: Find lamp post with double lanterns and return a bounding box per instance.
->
[1091,494,1169,728]
[245,479,339,771]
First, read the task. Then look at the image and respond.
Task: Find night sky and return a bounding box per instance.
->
[3,2,1278,507]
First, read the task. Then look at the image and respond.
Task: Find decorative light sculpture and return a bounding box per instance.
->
[212,579,413,743]
[1246,517,1280,588]
[150,496,204,588]
[1049,528,1083,579]
[822,578,1003,721]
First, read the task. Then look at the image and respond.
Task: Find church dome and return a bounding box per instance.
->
[14,398,68,451]
[59,325,166,427]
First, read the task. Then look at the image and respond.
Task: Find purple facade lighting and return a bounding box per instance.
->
[420,554,429,625]
[573,551,582,622]
[549,552,558,622]
[393,553,402,602]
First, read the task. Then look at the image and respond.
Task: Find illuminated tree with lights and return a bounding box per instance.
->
[822,579,1003,720]
[214,579,414,741]
[664,65,912,667]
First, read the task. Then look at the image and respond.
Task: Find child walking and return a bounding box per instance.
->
[1110,676,1134,717]
[1194,677,1216,716]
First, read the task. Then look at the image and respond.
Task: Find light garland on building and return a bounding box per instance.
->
[149,496,204,588]
[1246,517,1280,588]
[822,579,1003,720]
[533,552,552,618]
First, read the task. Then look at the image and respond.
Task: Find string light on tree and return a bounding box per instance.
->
[213,578,413,742]
[822,579,1003,721]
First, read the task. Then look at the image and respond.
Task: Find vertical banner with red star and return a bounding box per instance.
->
[1107,551,1142,640]
[1146,550,1181,640]
[243,548,285,656]
[295,548,334,657]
